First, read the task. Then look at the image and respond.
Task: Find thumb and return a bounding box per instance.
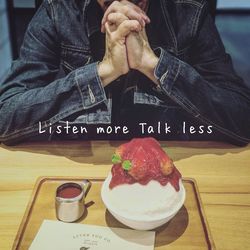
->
[141,28,149,42]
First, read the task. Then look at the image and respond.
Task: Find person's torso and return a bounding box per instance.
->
[45,0,208,127]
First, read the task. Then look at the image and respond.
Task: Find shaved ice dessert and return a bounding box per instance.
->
[101,137,185,229]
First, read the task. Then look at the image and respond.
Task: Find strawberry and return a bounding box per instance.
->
[110,137,180,190]
[148,145,174,176]
[111,137,174,180]
[127,146,148,180]
[160,157,174,175]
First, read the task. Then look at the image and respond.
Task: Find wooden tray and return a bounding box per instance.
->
[13,177,215,250]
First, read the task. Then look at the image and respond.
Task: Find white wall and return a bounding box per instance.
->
[0,1,12,81]
[217,0,250,9]
[13,0,35,8]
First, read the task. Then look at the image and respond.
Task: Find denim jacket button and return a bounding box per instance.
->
[88,85,96,103]
[160,70,169,83]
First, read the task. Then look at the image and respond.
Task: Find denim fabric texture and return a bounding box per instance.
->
[0,0,250,145]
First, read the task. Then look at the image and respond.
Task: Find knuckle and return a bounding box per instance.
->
[107,13,115,21]
[135,20,140,27]
[136,15,142,20]
[117,12,124,19]
[112,1,120,7]
[118,13,128,22]
[107,14,112,21]
[122,20,131,28]
[120,0,128,6]
[115,13,121,20]
[122,5,129,14]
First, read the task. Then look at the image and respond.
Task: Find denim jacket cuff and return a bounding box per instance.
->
[75,62,107,109]
[154,47,181,94]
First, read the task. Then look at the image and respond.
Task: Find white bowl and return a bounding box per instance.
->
[101,173,186,230]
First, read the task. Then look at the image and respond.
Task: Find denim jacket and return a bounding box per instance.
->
[0,0,250,145]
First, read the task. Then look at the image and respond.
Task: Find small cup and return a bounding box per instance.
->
[55,180,90,222]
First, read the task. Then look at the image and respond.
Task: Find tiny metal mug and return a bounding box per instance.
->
[55,180,90,223]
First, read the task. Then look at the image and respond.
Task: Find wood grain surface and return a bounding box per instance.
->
[0,141,250,250]
[13,177,214,250]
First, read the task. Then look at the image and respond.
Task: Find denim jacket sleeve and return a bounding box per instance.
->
[0,1,107,144]
[154,4,250,145]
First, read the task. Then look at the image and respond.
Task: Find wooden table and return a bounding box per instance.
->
[0,141,249,250]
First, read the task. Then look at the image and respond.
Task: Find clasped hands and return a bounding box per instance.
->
[98,0,159,86]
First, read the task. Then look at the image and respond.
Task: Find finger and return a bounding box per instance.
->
[121,5,148,26]
[115,20,141,39]
[102,1,121,27]
[129,4,150,23]
[105,22,112,35]
[135,8,150,23]
[142,13,150,23]
[107,12,129,26]
[120,1,150,23]
[104,0,146,21]
[138,1,150,17]
[102,12,128,33]
[120,6,145,27]
[102,10,145,33]
[141,28,149,42]
[101,2,148,32]
[102,12,125,33]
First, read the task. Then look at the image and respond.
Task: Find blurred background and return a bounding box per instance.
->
[0,0,250,84]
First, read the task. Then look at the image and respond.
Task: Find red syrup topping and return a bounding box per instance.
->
[57,186,82,199]
[109,138,182,191]
[109,164,181,191]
